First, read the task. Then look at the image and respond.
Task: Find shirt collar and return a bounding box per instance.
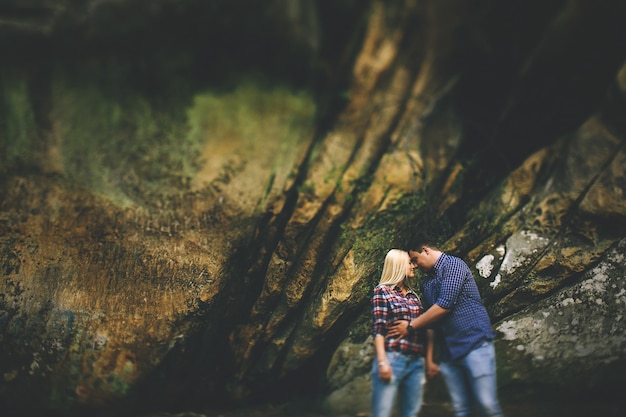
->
[393,284,416,295]
[432,252,447,274]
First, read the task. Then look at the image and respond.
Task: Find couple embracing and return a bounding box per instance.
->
[370,233,504,417]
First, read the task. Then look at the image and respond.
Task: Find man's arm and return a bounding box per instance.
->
[386,304,450,338]
[425,329,439,379]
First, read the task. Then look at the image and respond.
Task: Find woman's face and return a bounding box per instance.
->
[405,253,415,278]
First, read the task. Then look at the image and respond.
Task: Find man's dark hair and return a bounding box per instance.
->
[405,232,440,253]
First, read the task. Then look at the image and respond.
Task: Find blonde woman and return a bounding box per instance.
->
[371,249,436,417]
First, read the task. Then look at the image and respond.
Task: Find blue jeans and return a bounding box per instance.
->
[371,350,425,417]
[439,340,504,417]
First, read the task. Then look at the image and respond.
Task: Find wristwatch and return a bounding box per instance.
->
[407,320,414,333]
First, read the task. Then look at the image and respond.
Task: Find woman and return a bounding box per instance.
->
[371,249,436,417]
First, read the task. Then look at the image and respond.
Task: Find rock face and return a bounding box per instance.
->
[495,238,626,396]
[1,0,626,415]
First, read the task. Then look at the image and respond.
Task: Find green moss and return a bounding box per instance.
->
[345,192,428,291]
[186,80,314,154]
[297,181,316,195]
[1,54,315,213]
[0,69,38,171]
[186,80,315,214]
[49,60,198,207]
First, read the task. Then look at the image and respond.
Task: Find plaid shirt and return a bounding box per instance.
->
[422,253,495,361]
[371,284,425,355]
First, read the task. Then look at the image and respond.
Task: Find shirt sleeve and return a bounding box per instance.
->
[371,286,389,337]
[435,259,468,310]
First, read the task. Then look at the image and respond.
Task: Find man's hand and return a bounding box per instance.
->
[426,361,440,379]
[386,320,409,338]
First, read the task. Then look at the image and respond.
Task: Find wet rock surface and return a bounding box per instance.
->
[2,1,626,415]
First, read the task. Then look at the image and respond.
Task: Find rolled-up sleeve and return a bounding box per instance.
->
[436,262,467,309]
[371,286,388,337]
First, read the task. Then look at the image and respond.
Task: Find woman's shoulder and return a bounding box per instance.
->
[373,284,392,293]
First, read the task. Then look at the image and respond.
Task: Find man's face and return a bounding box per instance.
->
[409,249,431,272]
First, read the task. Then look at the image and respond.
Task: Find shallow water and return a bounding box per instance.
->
[11,398,624,417]
[137,400,625,417]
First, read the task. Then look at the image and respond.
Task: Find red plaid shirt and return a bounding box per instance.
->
[371,284,424,355]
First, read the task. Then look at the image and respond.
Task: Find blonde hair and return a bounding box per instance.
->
[378,249,409,287]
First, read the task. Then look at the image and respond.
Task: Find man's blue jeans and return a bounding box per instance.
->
[439,340,504,417]
[371,350,425,417]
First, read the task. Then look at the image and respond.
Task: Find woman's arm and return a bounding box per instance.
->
[374,334,392,382]
[371,286,392,381]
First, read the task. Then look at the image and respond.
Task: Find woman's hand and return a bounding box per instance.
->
[378,362,392,382]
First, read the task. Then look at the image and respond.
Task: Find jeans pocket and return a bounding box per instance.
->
[465,341,495,379]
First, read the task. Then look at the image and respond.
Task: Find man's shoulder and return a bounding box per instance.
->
[441,253,470,268]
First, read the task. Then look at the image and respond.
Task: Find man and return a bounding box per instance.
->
[387,233,504,417]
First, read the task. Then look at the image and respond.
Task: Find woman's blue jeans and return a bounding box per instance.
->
[371,350,425,417]
[439,340,504,417]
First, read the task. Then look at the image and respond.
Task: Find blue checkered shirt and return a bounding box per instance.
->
[422,253,494,361]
